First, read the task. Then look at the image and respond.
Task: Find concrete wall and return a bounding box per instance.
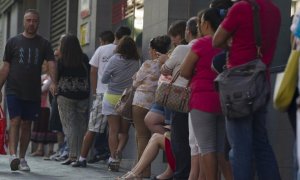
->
[142,0,211,59]
[95,0,112,47]
[37,0,51,40]
[142,0,169,59]
[67,0,78,35]
[77,0,98,57]
[76,0,113,58]
[272,0,292,67]
[267,1,295,180]
[10,4,20,36]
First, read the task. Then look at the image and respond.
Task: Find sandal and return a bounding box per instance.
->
[31,150,44,157]
[115,150,123,162]
[43,151,56,160]
[108,160,120,172]
[116,171,142,180]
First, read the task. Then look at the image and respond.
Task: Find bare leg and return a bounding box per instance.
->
[117,118,130,153]
[19,120,32,159]
[80,131,96,158]
[9,117,21,156]
[43,143,55,159]
[144,111,165,134]
[199,155,206,180]
[57,132,64,151]
[156,165,174,179]
[108,115,121,159]
[32,143,44,156]
[132,106,151,177]
[202,152,218,180]
[130,133,164,175]
[217,153,233,180]
[48,143,54,154]
[189,154,200,180]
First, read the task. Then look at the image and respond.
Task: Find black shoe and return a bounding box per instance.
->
[71,160,87,167]
[99,152,110,160]
[87,155,100,164]
[61,159,75,165]
[55,154,68,161]
[87,153,110,164]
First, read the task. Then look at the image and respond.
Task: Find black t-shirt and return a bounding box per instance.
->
[3,34,54,101]
[57,54,90,100]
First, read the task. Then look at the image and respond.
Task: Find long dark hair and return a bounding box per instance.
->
[115,36,139,60]
[201,8,223,32]
[60,33,83,68]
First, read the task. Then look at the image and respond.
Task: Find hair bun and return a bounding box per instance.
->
[219,9,227,17]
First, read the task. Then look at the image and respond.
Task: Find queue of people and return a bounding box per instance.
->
[0,0,285,179]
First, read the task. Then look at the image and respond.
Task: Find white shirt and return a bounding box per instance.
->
[163,39,197,86]
[89,43,117,94]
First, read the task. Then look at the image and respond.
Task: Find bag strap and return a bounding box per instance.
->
[170,70,190,88]
[247,0,262,58]
[170,70,180,84]
[0,107,4,119]
[292,39,298,50]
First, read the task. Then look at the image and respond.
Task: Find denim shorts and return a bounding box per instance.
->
[149,103,172,125]
[6,95,40,121]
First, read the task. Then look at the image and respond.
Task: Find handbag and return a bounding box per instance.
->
[155,71,190,113]
[115,70,148,120]
[115,86,135,120]
[214,1,270,119]
[0,106,7,154]
[273,47,300,112]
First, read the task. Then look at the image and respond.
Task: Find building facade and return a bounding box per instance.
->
[0,0,296,179]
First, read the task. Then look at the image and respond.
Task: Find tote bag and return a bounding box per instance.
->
[273,49,300,111]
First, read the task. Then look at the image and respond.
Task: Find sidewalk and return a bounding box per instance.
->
[0,155,125,180]
[0,129,168,180]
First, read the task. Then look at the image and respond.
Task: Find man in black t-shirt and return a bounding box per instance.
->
[0,9,57,172]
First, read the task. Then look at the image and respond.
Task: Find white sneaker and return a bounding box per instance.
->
[49,152,60,160]
[9,156,20,171]
[19,160,30,171]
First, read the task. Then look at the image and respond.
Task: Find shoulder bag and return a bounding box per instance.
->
[115,71,146,120]
[155,71,190,113]
[115,86,136,120]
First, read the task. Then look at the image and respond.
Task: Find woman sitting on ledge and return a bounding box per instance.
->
[116,126,174,180]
